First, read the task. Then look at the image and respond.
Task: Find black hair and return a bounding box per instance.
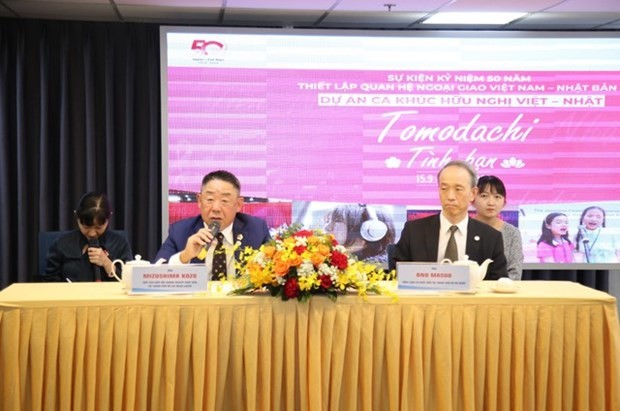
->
[476,175,507,200]
[75,192,112,226]
[537,212,571,246]
[578,206,606,228]
[575,206,606,251]
[201,170,241,193]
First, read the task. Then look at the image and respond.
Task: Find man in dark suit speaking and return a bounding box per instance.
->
[155,170,271,280]
[392,160,508,280]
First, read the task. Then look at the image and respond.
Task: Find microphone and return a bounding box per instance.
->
[578,225,591,263]
[197,221,221,260]
[578,225,589,242]
[88,238,102,280]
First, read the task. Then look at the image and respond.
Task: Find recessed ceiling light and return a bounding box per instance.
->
[423,12,527,25]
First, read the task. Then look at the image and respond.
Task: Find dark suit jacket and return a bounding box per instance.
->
[42,229,133,282]
[391,214,508,280]
[155,213,271,265]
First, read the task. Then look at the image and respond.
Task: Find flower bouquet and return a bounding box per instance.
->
[232,225,394,301]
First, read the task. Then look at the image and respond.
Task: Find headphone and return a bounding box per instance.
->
[359,205,388,242]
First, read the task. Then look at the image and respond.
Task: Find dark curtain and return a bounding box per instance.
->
[0,19,162,289]
[522,269,609,292]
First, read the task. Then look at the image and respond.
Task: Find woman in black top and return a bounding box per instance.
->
[42,192,132,282]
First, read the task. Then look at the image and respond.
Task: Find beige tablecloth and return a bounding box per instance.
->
[1,281,619,410]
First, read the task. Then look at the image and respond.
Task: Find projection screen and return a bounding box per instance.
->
[160,27,620,268]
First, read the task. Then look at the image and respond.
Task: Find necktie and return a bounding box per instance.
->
[444,225,458,262]
[212,233,227,281]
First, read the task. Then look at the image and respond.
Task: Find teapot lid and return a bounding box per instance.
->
[126,254,150,265]
[452,255,475,264]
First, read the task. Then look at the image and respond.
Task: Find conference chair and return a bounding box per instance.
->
[38,230,128,279]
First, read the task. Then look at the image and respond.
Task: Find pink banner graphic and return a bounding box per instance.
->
[168,68,620,206]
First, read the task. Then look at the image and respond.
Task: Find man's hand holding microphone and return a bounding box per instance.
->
[179,221,221,264]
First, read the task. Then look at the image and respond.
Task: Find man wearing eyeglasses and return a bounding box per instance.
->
[155,170,271,279]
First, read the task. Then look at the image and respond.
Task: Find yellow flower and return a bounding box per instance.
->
[273,250,284,262]
[298,274,319,291]
[262,245,276,258]
[333,272,350,291]
[282,237,296,248]
[248,263,273,287]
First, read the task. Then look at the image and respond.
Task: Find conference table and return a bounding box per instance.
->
[1,281,619,411]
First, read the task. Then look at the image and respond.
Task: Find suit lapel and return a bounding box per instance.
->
[232,216,246,261]
[191,217,205,234]
[426,215,441,261]
[465,220,480,260]
[232,216,245,242]
[188,217,207,264]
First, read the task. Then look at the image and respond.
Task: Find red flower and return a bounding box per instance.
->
[283,277,299,299]
[294,230,314,237]
[294,245,307,255]
[331,251,348,270]
[319,275,333,289]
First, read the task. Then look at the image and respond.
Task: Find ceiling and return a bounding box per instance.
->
[1,0,620,31]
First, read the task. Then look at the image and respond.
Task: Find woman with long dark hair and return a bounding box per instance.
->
[574,206,620,263]
[536,212,574,263]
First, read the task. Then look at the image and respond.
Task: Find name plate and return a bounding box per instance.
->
[128,265,208,294]
[397,262,470,291]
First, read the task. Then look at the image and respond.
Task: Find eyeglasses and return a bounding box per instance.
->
[199,195,237,209]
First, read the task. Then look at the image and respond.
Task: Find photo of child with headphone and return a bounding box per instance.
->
[323,204,396,263]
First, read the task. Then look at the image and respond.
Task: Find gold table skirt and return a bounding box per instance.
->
[1,281,619,410]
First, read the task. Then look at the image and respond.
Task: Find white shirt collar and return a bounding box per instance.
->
[203,222,234,244]
[439,212,468,234]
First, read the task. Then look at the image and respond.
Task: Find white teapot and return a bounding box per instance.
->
[112,255,151,289]
[440,255,492,290]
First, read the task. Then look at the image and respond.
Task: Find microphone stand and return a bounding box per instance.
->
[583,239,591,263]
